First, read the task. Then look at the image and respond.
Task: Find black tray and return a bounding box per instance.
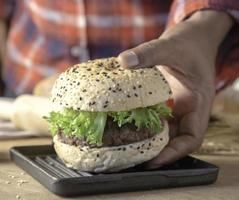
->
[10,145,219,197]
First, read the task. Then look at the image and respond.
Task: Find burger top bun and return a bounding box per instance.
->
[51,57,172,112]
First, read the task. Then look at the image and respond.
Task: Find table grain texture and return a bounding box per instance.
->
[0,137,239,200]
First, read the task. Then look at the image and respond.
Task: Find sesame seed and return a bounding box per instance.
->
[160,138,163,141]
[134,93,138,97]
[138,85,142,88]
[148,91,152,94]
[127,94,131,98]
[96,154,99,157]
[83,89,87,92]
[140,151,144,154]
[123,147,126,151]
[133,86,136,90]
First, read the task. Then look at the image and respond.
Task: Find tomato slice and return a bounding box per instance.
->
[166,98,174,109]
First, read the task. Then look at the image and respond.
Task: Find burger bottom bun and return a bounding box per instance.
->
[53,121,169,173]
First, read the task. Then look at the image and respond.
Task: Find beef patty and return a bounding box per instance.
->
[57,118,155,147]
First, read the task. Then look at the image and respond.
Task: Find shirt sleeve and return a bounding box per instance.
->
[167,0,239,28]
[0,0,14,21]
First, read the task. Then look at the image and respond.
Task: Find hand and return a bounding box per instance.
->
[118,10,233,168]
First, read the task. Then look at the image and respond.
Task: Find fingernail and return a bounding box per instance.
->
[118,51,139,68]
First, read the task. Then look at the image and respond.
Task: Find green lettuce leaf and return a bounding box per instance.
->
[45,109,107,146]
[109,103,172,133]
[45,103,171,146]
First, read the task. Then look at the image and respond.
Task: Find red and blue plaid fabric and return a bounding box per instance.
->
[0,0,239,94]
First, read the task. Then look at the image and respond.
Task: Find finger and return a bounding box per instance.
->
[168,121,178,139]
[118,39,167,68]
[147,111,205,169]
[146,134,201,169]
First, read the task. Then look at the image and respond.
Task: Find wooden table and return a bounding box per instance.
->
[0,137,239,200]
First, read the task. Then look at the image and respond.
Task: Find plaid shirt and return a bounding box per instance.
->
[0,0,239,95]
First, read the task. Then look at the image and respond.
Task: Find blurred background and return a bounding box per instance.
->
[0,1,239,199]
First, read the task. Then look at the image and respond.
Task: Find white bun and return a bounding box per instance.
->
[51,57,171,112]
[53,121,169,172]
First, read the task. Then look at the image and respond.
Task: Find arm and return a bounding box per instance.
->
[118,10,233,167]
[168,0,239,90]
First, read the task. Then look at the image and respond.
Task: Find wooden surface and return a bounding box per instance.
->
[0,137,239,200]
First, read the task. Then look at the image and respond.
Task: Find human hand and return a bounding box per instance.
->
[118,10,233,167]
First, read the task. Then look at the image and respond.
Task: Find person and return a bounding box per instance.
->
[0,0,238,168]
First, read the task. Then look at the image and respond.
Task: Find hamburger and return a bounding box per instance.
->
[46,57,172,172]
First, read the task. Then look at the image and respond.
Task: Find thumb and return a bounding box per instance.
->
[118,39,165,68]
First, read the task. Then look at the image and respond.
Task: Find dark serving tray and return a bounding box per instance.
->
[10,145,219,197]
